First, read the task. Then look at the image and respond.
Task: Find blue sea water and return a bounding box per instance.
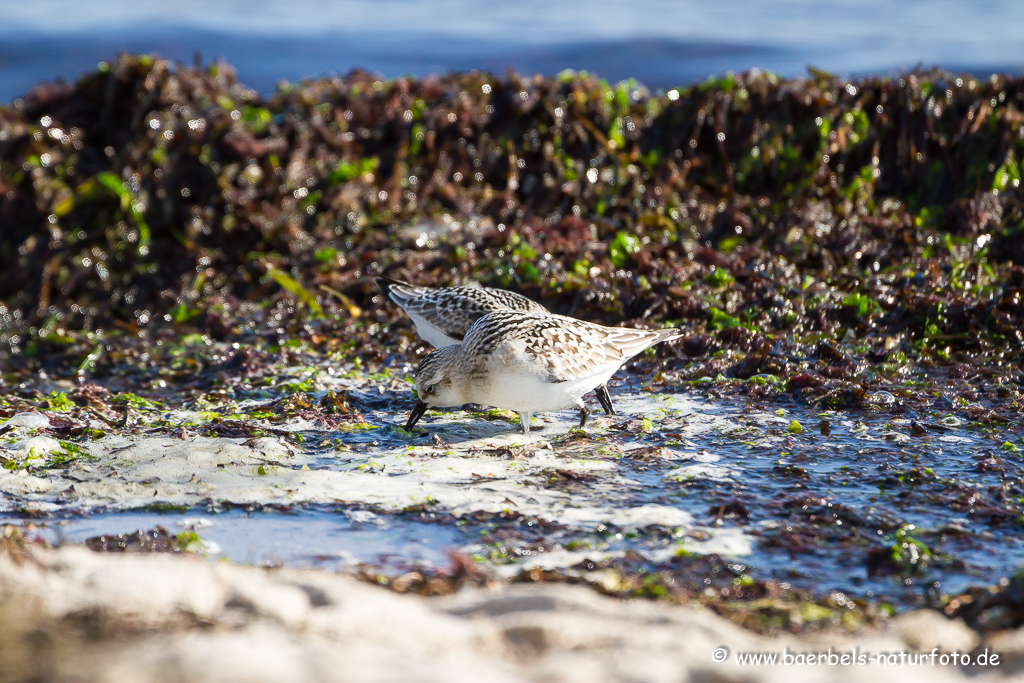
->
[1,0,1024,101]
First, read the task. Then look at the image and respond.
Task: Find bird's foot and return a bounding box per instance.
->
[577,405,591,430]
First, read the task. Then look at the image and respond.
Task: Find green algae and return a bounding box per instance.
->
[40,392,74,412]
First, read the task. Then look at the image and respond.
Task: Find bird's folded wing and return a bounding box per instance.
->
[523,326,623,382]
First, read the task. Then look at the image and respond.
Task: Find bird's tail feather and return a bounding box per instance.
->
[606,327,682,359]
[375,276,431,305]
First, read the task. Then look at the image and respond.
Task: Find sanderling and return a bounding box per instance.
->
[376,276,618,416]
[404,309,681,434]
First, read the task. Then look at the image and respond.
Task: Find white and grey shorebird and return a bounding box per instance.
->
[376,276,618,416]
[404,309,682,434]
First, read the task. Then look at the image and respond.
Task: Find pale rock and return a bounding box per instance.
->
[891,609,980,653]
[0,547,1009,683]
[981,628,1024,674]
[1,412,52,429]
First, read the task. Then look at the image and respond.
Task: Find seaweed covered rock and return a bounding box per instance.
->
[0,55,1023,377]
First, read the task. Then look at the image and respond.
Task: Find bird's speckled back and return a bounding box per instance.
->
[457,310,681,383]
[378,277,548,341]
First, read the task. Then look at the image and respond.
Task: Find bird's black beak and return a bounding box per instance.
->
[405,399,428,431]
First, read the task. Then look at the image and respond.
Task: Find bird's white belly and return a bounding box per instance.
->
[467,364,618,413]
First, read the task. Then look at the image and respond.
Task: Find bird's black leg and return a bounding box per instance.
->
[594,384,616,416]
[577,404,591,430]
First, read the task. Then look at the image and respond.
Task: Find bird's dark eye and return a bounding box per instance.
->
[423,384,436,396]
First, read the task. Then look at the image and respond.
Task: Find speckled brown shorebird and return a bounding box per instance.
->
[376,276,618,416]
[405,309,681,434]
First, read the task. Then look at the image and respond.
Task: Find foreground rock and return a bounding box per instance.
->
[0,544,1016,683]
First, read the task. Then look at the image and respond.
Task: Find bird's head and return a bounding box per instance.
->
[406,346,463,430]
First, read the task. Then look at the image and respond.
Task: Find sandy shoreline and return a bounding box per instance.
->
[0,540,1017,683]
